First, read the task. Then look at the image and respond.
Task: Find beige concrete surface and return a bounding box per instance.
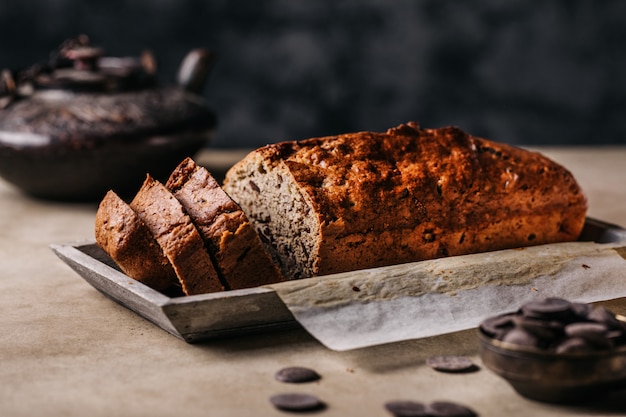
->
[1,147,625,417]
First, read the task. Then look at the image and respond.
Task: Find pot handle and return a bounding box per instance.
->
[176,48,215,94]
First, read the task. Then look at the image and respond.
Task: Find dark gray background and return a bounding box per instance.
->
[2,0,625,148]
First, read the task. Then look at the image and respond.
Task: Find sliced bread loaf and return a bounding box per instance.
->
[94,190,178,291]
[222,122,588,279]
[165,157,285,289]
[130,175,224,295]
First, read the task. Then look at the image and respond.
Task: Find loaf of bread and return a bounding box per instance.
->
[165,157,285,289]
[223,122,588,280]
[94,122,587,294]
[94,190,178,291]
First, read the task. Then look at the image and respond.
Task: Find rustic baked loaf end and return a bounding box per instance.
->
[95,190,178,291]
[223,122,588,280]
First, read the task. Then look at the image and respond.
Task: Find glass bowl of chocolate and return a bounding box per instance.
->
[479,298,626,403]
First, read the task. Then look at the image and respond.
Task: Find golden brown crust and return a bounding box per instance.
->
[225,122,588,278]
[166,158,285,289]
[130,175,224,295]
[94,190,178,291]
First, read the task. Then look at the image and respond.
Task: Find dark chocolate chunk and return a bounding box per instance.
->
[384,400,429,417]
[564,322,608,338]
[426,356,477,373]
[479,314,515,339]
[564,322,611,348]
[587,306,623,329]
[555,337,596,354]
[570,302,593,320]
[427,401,478,417]
[275,366,321,383]
[521,298,572,320]
[607,329,624,340]
[501,328,539,347]
[269,393,325,412]
[515,316,563,340]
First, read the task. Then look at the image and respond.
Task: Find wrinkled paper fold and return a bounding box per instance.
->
[267,242,626,351]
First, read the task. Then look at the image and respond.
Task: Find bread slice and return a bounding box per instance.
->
[165,157,284,289]
[94,190,178,291]
[223,122,588,279]
[130,175,224,295]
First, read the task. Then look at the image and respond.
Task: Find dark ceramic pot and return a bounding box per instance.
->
[0,36,216,201]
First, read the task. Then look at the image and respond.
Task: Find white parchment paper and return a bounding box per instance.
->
[267,241,626,351]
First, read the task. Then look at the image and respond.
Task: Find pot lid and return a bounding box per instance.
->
[0,35,216,145]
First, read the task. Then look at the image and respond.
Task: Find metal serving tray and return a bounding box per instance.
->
[51,218,626,343]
